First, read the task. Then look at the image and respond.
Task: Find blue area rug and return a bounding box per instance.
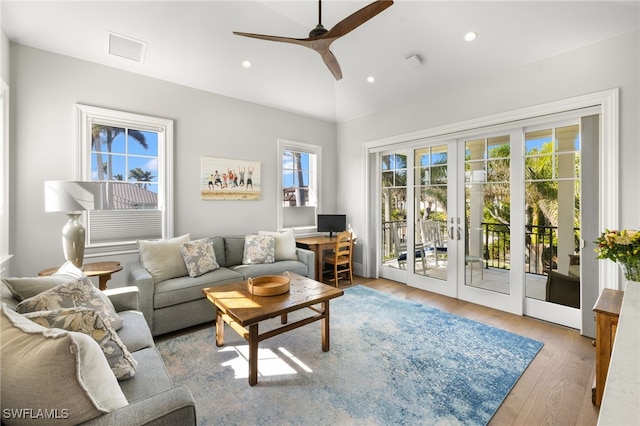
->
[156,285,543,425]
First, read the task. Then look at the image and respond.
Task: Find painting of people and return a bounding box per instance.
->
[201,156,260,200]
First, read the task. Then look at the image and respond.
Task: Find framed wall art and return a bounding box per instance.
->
[201,156,261,200]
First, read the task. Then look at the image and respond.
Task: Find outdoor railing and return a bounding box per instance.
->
[381,220,577,276]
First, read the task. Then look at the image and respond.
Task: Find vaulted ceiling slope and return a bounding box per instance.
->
[2,1,639,123]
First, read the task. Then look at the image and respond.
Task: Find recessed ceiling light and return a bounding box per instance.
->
[242,60,252,68]
[464,31,477,42]
[366,76,375,83]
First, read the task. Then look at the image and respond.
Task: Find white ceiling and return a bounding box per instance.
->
[2,1,639,123]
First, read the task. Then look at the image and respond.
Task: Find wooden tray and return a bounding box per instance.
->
[247,273,290,296]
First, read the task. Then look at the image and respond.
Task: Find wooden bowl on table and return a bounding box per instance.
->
[247,272,290,296]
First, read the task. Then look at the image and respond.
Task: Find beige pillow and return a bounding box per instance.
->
[1,304,128,425]
[1,276,73,301]
[15,279,123,331]
[138,234,191,283]
[24,307,138,380]
[259,229,298,261]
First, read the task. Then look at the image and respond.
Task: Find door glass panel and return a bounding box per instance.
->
[381,153,407,270]
[414,145,448,279]
[524,125,581,306]
[465,135,511,294]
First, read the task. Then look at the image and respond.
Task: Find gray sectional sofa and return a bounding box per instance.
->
[128,235,315,336]
[1,284,196,425]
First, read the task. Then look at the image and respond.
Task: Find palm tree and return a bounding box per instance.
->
[92,125,148,180]
[129,168,155,189]
[293,152,306,206]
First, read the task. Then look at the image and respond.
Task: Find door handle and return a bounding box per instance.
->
[448,226,455,240]
[457,226,462,241]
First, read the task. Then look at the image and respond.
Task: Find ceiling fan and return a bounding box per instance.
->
[233,0,394,81]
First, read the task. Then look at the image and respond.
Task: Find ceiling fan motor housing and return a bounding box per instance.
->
[309,24,328,39]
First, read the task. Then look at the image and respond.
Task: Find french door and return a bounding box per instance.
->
[377,117,591,327]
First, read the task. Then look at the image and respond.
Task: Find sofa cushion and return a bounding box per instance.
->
[259,229,298,261]
[138,234,191,283]
[180,238,220,277]
[210,236,226,267]
[242,234,276,264]
[23,307,138,380]
[116,310,155,353]
[118,347,175,403]
[1,276,73,301]
[153,267,244,309]
[231,260,308,280]
[223,236,246,267]
[1,304,128,424]
[16,278,123,331]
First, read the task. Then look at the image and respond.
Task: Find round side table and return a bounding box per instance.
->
[38,261,123,291]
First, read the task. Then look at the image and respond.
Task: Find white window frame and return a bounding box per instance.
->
[77,104,173,256]
[277,138,321,234]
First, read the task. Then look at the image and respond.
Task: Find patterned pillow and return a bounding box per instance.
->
[180,238,220,278]
[15,279,123,331]
[24,307,138,380]
[1,304,128,424]
[242,234,276,265]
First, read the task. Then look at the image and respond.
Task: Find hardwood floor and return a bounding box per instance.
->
[343,275,600,426]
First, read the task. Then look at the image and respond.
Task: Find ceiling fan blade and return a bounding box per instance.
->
[324,0,394,39]
[320,49,343,81]
[233,31,311,48]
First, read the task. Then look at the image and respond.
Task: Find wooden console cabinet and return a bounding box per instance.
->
[592,288,623,406]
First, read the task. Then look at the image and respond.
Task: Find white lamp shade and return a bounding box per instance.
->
[44,181,104,212]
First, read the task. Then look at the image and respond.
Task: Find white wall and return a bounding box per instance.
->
[337,31,640,275]
[8,44,337,285]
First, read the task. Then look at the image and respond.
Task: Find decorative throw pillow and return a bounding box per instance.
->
[53,260,89,281]
[258,229,298,261]
[15,279,123,331]
[242,234,276,265]
[180,238,220,278]
[24,307,138,380]
[1,304,128,425]
[138,234,191,283]
[1,276,73,301]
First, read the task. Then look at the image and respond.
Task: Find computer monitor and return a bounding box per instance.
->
[317,214,346,238]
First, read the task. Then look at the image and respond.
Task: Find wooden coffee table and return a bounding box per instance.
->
[203,272,344,386]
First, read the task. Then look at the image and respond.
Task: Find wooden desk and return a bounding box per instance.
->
[296,236,339,281]
[593,288,623,406]
[38,261,123,291]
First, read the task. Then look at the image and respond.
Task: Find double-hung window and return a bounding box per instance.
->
[78,105,173,255]
[277,139,320,232]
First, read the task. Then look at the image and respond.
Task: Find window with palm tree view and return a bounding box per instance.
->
[91,125,159,207]
[280,141,319,230]
[79,104,173,252]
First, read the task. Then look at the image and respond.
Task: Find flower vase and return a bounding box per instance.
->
[619,262,640,285]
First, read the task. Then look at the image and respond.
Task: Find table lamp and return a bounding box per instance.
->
[44,181,104,268]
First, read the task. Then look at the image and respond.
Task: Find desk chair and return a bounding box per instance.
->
[323,230,353,287]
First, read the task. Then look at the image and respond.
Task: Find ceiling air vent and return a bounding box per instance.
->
[107,31,147,63]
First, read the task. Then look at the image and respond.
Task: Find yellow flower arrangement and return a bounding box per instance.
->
[594,229,640,281]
